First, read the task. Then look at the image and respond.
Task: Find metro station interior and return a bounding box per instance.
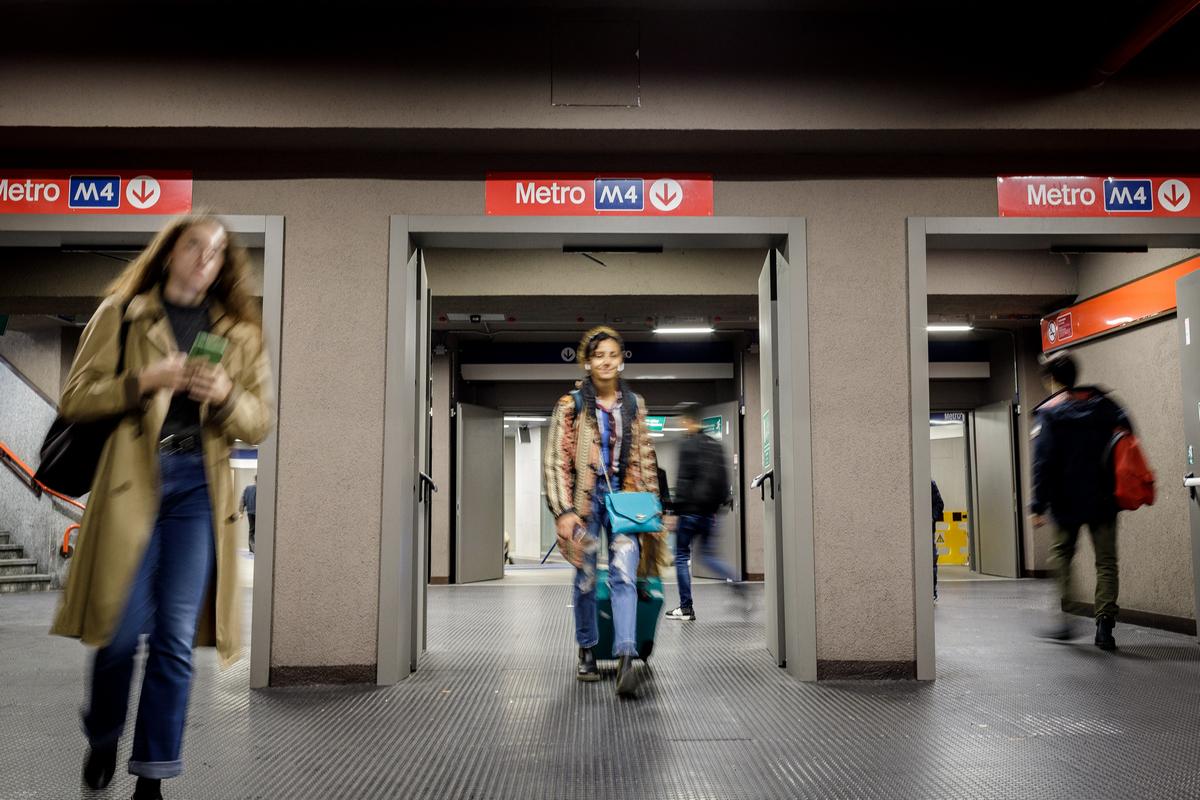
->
[3,2,1200,799]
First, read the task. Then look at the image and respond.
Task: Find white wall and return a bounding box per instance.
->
[513,427,543,561]
[930,429,968,513]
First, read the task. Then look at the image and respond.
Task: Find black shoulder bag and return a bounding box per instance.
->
[33,311,132,498]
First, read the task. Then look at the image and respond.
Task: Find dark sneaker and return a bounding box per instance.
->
[576,647,600,682]
[1095,617,1117,651]
[615,654,640,697]
[665,606,696,621]
[82,744,117,790]
[1037,616,1082,641]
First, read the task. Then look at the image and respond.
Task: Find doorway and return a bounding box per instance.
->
[0,213,285,689]
[909,217,1200,680]
[378,216,816,685]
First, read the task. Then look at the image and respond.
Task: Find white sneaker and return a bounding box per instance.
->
[665,606,696,621]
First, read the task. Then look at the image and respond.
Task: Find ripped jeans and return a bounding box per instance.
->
[574,479,641,657]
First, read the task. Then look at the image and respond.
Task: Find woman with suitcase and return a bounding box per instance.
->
[544,326,665,697]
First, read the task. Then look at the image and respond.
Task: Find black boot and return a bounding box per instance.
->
[132,776,163,800]
[1095,617,1117,651]
[576,647,600,682]
[82,743,117,790]
[615,654,640,697]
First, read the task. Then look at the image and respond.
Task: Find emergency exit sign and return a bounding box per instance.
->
[0,171,192,215]
[486,173,713,216]
[998,176,1199,217]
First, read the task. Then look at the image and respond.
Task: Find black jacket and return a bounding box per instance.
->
[673,432,729,516]
[931,480,944,527]
[1031,386,1130,528]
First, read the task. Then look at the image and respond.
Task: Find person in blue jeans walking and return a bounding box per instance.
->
[545,326,664,696]
[665,403,743,621]
[51,212,273,800]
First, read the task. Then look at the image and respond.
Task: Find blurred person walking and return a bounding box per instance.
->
[1031,351,1130,651]
[51,212,273,800]
[664,402,743,621]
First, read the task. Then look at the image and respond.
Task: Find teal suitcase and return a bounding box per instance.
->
[594,569,664,661]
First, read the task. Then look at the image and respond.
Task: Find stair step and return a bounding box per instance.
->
[0,544,23,557]
[0,574,53,592]
[0,558,38,577]
[0,532,10,545]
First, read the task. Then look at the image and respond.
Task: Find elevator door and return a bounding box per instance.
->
[691,401,743,581]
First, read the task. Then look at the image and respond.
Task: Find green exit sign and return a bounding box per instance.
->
[645,416,666,432]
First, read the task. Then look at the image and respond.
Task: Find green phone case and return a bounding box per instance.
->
[188,332,228,364]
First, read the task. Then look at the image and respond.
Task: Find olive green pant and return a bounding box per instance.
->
[1050,518,1119,620]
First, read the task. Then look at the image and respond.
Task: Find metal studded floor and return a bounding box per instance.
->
[4,577,1200,800]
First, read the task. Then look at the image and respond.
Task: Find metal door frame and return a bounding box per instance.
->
[0,214,285,690]
[909,217,1200,681]
[381,215,816,683]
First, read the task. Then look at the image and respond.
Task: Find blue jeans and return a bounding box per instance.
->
[574,479,641,657]
[675,513,737,610]
[83,451,215,780]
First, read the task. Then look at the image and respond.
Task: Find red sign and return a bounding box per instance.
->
[1042,255,1200,352]
[998,176,1200,217]
[0,171,192,215]
[486,173,713,216]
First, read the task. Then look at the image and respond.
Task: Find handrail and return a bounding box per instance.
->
[0,441,87,511]
[61,523,80,558]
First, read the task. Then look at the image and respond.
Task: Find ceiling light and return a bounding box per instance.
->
[927,324,974,333]
[649,433,665,438]
[654,327,715,335]
[504,416,547,423]
[663,427,687,432]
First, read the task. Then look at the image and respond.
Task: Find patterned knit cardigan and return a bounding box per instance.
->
[543,389,666,573]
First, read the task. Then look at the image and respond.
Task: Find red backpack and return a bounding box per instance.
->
[1109,430,1156,511]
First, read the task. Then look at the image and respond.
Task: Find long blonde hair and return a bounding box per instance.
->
[106,210,259,323]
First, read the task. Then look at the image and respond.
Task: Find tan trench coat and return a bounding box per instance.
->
[49,288,273,665]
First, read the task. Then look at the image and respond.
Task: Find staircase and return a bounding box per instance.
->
[0,531,53,592]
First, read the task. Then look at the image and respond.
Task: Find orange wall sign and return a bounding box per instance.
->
[1042,255,1200,352]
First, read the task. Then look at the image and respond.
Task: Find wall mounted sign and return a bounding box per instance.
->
[486,173,713,216]
[1041,254,1200,352]
[0,171,192,215]
[702,415,723,437]
[998,176,1199,217]
[645,416,666,432]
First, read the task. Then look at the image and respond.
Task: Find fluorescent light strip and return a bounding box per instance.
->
[649,433,666,438]
[654,327,715,335]
[503,416,547,423]
[927,324,974,333]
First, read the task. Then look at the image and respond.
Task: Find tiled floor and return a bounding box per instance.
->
[3,577,1199,799]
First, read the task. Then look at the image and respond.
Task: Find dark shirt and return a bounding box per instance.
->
[931,480,944,526]
[159,299,211,441]
[1031,386,1130,528]
[673,433,729,516]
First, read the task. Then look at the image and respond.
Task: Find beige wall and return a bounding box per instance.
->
[173,176,998,674]
[927,250,1076,298]
[719,179,996,662]
[193,180,478,671]
[1063,250,1199,621]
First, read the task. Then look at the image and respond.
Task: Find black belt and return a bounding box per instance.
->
[159,433,202,455]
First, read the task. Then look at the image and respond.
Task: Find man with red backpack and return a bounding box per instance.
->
[1031,351,1134,650]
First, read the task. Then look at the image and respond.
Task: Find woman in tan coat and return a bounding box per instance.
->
[52,212,272,800]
